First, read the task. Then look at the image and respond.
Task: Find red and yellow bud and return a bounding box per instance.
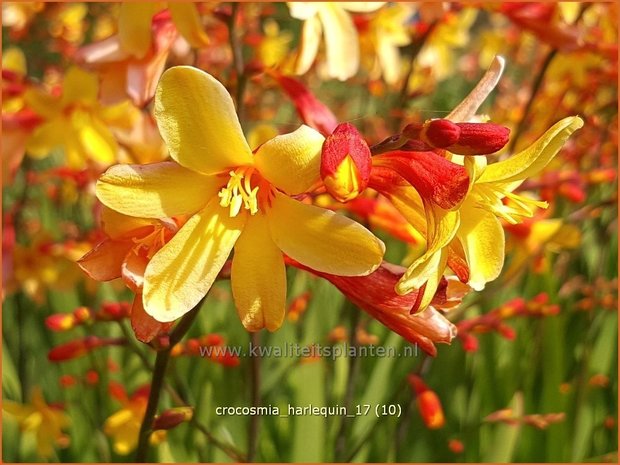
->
[45,313,76,332]
[287,291,312,322]
[321,123,372,203]
[153,407,193,431]
[408,375,445,429]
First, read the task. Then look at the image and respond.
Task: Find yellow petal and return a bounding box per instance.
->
[143,200,245,322]
[478,116,584,184]
[288,2,319,20]
[396,203,459,293]
[101,207,156,239]
[232,214,286,332]
[247,123,279,150]
[2,46,27,75]
[253,125,324,195]
[25,119,67,158]
[96,162,217,218]
[317,3,359,80]
[118,3,156,59]
[61,67,99,106]
[154,66,252,175]
[268,192,384,276]
[168,2,209,48]
[456,202,505,291]
[104,408,134,435]
[295,13,322,75]
[408,249,449,313]
[24,88,60,119]
[73,112,117,164]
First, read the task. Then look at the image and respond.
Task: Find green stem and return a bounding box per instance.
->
[334,303,361,461]
[134,303,202,462]
[247,332,261,462]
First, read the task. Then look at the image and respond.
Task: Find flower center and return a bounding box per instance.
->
[218,167,262,217]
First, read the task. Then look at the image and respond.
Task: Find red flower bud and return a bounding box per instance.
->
[449,122,510,155]
[408,375,445,429]
[46,313,77,332]
[419,119,462,148]
[321,123,372,202]
[153,407,193,430]
[73,306,92,323]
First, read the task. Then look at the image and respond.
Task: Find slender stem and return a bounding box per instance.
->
[228,2,247,124]
[508,48,557,152]
[134,304,202,462]
[193,419,248,462]
[334,304,361,461]
[247,332,261,462]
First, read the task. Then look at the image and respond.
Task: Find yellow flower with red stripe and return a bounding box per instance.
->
[97,66,385,331]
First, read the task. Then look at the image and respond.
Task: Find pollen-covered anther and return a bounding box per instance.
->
[218,167,261,217]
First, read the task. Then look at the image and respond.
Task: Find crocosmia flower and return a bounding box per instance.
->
[96,66,385,331]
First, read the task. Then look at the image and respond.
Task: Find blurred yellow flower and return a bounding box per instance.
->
[24,66,137,168]
[118,2,208,59]
[104,386,165,455]
[3,387,70,459]
[359,3,412,84]
[289,2,384,80]
[97,66,385,331]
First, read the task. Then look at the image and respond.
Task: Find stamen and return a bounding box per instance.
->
[218,167,261,217]
[474,184,548,224]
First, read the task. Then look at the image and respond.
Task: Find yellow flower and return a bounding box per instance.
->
[24,66,137,168]
[359,3,412,85]
[96,66,384,331]
[103,386,165,455]
[289,2,385,81]
[118,2,209,59]
[395,117,584,307]
[3,387,70,458]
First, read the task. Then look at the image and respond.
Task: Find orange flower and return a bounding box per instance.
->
[78,207,178,342]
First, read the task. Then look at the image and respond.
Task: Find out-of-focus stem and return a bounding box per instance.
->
[228,2,247,125]
[247,332,261,462]
[334,304,361,461]
[392,22,437,132]
[509,48,557,152]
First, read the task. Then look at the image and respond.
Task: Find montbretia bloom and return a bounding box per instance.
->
[96,66,384,331]
[394,116,583,301]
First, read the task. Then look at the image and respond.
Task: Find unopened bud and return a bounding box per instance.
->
[73,306,92,323]
[419,119,461,148]
[153,407,194,430]
[448,122,510,155]
[321,123,371,202]
[405,119,510,155]
[46,313,76,332]
[417,390,445,429]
